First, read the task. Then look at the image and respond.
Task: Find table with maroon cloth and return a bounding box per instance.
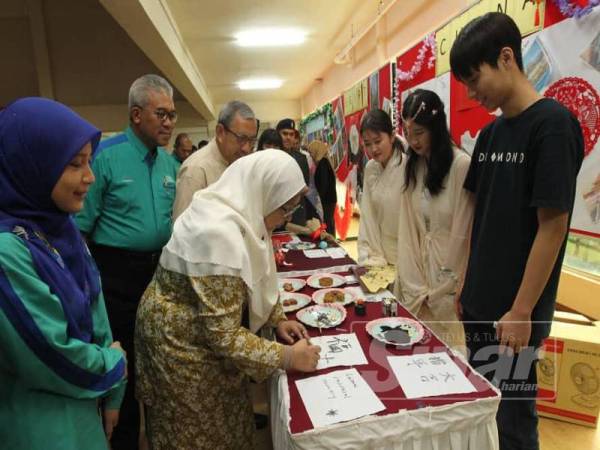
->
[270,235,501,450]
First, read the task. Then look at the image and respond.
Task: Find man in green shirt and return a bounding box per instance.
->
[76,74,179,450]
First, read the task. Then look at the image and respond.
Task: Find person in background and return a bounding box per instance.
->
[197,139,209,150]
[172,132,194,166]
[135,150,320,450]
[257,128,283,150]
[450,12,583,450]
[358,109,406,266]
[76,74,179,450]
[395,89,472,352]
[0,98,127,450]
[276,119,333,240]
[277,119,310,223]
[173,101,258,219]
[306,140,337,236]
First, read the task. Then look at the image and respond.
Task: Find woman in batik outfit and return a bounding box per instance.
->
[135,150,321,450]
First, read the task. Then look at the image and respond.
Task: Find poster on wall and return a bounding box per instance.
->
[331,96,348,179]
[400,71,451,131]
[345,108,367,197]
[369,71,379,111]
[378,63,392,116]
[529,8,600,237]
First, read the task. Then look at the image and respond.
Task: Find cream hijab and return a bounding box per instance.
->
[160,150,306,332]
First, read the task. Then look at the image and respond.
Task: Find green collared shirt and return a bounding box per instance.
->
[76,126,179,252]
[171,151,182,168]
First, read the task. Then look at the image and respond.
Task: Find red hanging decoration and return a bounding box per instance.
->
[534,0,542,26]
[334,188,353,241]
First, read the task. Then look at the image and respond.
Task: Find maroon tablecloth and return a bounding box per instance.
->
[275,235,498,435]
[274,234,356,274]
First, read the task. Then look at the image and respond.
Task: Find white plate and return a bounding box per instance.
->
[281,292,312,313]
[306,273,346,289]
[284,241,316,251]
[366,317,425,347]
[278,278,306,293]
[312,288,356,306]
[296,304,347,328]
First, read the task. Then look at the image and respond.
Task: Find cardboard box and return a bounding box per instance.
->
[536,314,600,427]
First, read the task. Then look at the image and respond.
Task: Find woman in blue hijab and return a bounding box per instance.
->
[0,98,127,450]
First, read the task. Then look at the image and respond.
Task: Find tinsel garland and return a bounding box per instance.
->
[552,0,600,18]
[395,33,436,82]
[300,102,334,144]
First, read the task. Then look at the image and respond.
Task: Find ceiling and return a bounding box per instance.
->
[1,0,399,128]
[166,0,381,104]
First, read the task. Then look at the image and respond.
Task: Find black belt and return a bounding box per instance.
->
[90,243,161,265]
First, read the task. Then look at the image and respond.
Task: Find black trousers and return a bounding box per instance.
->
[462,309,541,450]
[91,243,160,450]
[323,203,336,237]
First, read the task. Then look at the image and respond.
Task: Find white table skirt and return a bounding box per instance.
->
[270,370,501,450]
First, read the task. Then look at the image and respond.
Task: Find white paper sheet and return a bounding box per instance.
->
[295,368,385,428]
[326,247,347,259]
[308,333,368,370]
[387,352,477,399]
[303,249,329,258]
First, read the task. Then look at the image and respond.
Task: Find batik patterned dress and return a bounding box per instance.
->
[135,266,286,450]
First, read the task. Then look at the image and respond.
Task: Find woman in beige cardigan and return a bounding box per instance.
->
[357,109,407,267]
[395,89,473,353]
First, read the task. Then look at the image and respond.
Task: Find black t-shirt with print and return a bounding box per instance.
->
[460,98,583,342]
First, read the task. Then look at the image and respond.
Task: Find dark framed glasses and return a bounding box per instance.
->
[220,121,259,147]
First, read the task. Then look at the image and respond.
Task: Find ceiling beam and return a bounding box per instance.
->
[99,0,215,121]
[25,0,54,98]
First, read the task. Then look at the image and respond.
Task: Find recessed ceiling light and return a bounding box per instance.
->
[235,28,306,47]
[237,78,283,90]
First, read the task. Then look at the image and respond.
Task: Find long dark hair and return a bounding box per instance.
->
[360,109,405,163]
[401,89,454,196]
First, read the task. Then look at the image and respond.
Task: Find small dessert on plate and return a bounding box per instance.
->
[323,290,345,303]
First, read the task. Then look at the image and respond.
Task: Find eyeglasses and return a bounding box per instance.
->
[220,123,259,147]
[134,105,178,123]
[153,109,178,123]
[281,202,302,218]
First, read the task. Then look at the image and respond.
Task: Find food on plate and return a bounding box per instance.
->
[318,276,333,287]
[323,291,345,303]
[283,282,294,292]
[282,298,298,307]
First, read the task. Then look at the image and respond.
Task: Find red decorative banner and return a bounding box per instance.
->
[378,63,392,111]
[449,74,495,149]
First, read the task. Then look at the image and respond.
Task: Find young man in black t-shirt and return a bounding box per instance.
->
[450,13,583,450]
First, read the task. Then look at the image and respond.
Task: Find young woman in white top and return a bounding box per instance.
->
[395,89,473,352]
[358,109,406,267]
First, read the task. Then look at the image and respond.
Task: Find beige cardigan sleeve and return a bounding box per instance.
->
[357,163,388,266]
[427,151,474,303]
[444,151,474,275]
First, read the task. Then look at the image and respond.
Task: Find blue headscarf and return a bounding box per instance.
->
[0,97,101,343]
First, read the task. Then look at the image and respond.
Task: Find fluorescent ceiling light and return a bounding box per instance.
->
[235,28,306,47]
[237,78,283,90]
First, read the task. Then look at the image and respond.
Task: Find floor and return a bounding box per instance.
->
[253,217,600,449]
